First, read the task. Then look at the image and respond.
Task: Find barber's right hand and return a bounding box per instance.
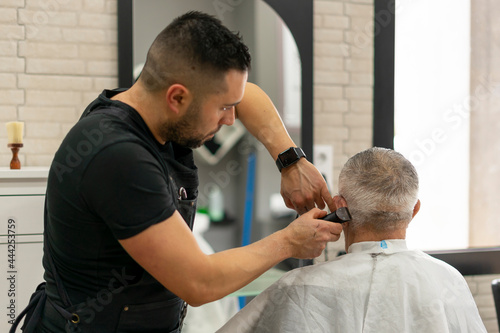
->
[281,208,343,259]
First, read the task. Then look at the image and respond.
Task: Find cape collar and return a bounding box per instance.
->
[348,239,408,254]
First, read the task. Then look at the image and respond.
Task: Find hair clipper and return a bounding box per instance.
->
[320,207,351,223]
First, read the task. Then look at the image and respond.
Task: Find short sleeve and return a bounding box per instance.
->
[80,141,176,239]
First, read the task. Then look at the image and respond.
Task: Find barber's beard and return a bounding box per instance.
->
[161,100,218,149]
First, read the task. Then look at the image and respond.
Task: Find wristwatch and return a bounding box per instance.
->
[275,147,306,172]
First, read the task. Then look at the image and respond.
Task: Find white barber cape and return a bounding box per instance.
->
[217,240,486,333]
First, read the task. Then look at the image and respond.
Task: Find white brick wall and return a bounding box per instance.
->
[0,0,118,166]
[466,274,500,333]
[314,0,374,187]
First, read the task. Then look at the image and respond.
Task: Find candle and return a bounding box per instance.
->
[6,121,24,169]
[6,121,24,145]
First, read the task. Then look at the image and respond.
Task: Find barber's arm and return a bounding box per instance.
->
[236,82,334,214]
[119,208,342,306]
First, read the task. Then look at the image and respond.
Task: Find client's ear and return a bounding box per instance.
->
[333,195,348,209]
[412,200,421,218]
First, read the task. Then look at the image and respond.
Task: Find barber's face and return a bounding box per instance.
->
[164,70,247,148]
[163,97,206,148]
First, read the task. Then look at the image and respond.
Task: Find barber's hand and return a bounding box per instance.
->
[280,158,335,215]
[282,208,342,259]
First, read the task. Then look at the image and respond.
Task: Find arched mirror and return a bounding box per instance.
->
[117,0,313,254]
[118,0,312,157]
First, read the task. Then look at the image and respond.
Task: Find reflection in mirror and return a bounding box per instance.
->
[131,0,303,237]
[133,0,301,144]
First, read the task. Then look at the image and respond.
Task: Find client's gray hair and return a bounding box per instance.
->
[338,147,419,231]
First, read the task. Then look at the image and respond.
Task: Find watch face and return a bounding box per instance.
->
[279,148,299,165]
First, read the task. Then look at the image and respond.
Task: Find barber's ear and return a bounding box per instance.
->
[166,84,191,114]
[412,199,421,218]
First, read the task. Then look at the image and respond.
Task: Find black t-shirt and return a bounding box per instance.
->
[41,89,198,331]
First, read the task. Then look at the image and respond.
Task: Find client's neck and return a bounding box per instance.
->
[345,227,406,252]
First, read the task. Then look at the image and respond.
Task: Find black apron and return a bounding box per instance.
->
[59,147,199,333]
[11,93,199,333]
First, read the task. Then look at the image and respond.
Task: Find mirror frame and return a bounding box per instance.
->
[117,0,314,161]
[373,0,395,149]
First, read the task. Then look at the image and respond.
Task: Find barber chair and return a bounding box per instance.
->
[492,279,500,331]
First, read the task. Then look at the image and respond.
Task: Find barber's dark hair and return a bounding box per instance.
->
[338,147,419,232]
[139,11,251,95]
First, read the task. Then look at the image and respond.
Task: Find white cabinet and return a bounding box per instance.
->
[0,167,48,331]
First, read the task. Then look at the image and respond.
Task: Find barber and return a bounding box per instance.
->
[32,11,341,333]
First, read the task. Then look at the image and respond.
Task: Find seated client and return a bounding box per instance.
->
[217,147,486,333]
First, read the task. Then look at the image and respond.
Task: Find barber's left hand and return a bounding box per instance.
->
[280,158,335,215]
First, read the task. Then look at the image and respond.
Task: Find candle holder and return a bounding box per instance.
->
[8,143,23,170]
